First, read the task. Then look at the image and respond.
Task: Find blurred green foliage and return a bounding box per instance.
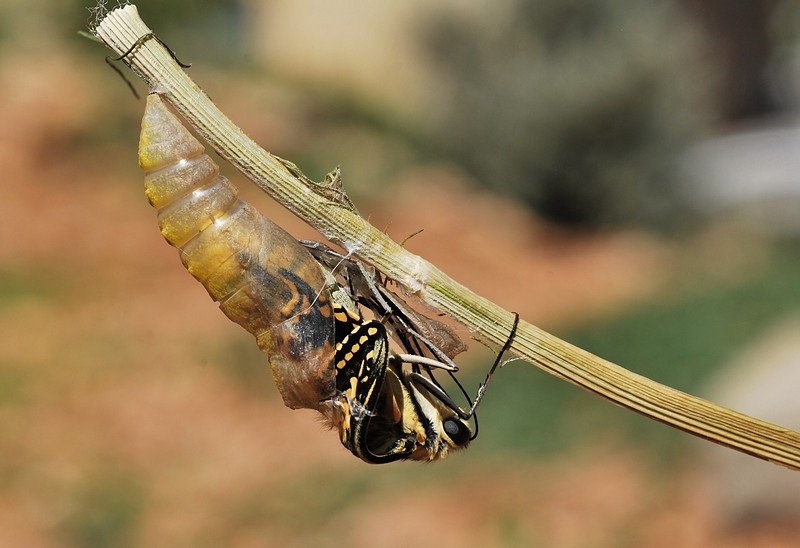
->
[124,0,246,63]
[57,469,145,548]
[209,334,283,399]
[422,0,717,228]
[0,366,29,406]
[0,1,238,55]
[0,267,67,307]
[471,240,800,461]
[70,0,246,62]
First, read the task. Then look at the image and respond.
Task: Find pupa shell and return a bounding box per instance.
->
[138,93,336,413]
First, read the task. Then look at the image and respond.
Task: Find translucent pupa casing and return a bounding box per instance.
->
[138,94,336,413]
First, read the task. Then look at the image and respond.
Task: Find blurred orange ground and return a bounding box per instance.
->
[0,43,797,547]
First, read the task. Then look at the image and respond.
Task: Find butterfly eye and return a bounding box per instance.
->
[443,417,471,447]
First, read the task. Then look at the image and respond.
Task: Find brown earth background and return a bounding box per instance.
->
[1,2,799,547]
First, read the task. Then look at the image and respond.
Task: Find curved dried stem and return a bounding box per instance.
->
[94,4,800,470]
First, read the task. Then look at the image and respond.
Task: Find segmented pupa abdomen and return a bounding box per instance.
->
[138,94,336,412]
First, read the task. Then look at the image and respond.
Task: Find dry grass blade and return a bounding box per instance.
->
[93,4,800,470]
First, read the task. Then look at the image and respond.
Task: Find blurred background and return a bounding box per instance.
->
[2,0,800,546]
